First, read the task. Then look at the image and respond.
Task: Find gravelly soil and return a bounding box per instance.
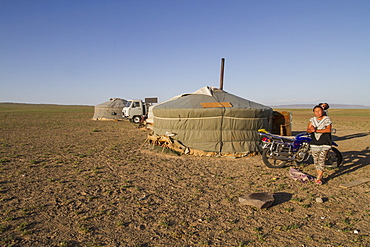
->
[0,104,370,247]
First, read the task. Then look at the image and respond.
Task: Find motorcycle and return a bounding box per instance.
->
[257,129,343,168]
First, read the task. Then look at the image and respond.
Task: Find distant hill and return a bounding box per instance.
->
[271,104,370,109]
[1,102,370,109]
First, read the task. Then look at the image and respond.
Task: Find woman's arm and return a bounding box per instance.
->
[316,124,332,133]
[307,122,316,133]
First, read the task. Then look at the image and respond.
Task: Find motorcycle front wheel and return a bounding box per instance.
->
[261,149,288,168]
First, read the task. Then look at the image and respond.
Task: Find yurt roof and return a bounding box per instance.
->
[95,98,127,108]
[152,86,271,118]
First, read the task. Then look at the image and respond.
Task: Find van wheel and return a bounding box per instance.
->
[133,116,141,123]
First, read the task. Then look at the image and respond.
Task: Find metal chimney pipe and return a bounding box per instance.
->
[219,58,225,90]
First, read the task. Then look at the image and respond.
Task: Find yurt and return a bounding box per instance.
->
[151,86,273,154]
[92,98,127,120]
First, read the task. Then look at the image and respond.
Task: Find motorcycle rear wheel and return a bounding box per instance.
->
[325,147,343,167]
[261,149,288,168]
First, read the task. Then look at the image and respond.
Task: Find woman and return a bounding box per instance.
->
[307,105,333,184]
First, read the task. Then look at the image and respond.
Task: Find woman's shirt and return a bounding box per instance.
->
[309,116,332,146]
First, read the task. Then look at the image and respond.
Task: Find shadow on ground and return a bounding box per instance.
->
[272,192,293,207]
[336,132,370,141]
[327,149,370,180]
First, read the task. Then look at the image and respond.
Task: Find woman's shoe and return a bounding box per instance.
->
[315,179,323,185]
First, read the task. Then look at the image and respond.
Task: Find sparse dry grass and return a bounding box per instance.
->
[0,103,370,246]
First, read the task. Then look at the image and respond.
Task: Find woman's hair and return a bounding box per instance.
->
[319,102,329,110]
[313,105,323,111]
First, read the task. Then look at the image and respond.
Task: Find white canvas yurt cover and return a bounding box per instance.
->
[151,86,273,154]
[92,98,127,120]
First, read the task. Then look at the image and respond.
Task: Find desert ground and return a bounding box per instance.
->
[0,103,370,247]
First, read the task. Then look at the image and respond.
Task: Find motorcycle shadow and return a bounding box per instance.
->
[326,149,370,180]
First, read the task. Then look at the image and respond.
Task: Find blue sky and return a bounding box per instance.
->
[1,0,370,106]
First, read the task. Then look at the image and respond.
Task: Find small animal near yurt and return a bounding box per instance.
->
[150,86,273,155]
[92,98,127,120]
